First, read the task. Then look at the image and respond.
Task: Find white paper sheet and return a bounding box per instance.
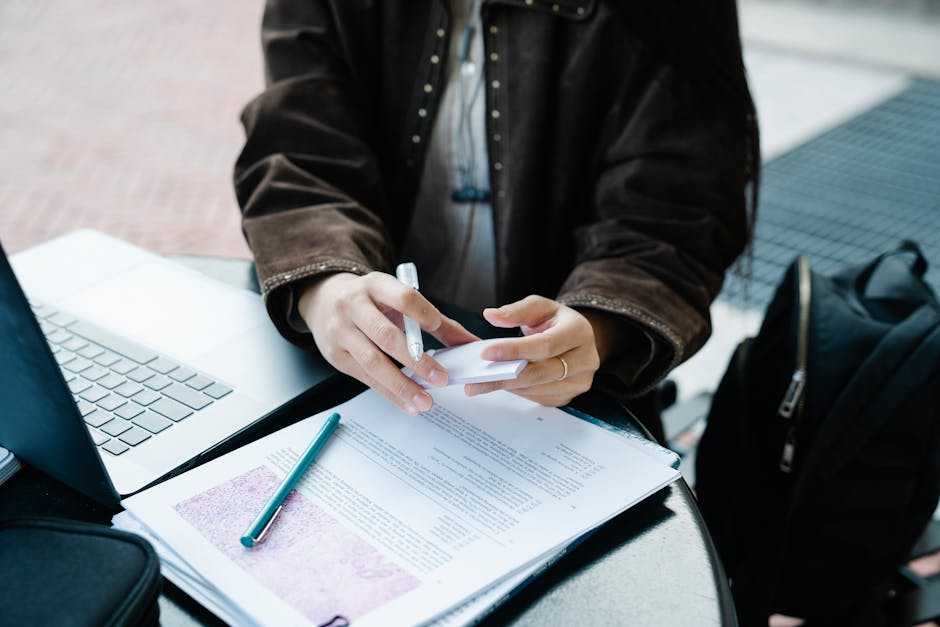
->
[120,387,678,626]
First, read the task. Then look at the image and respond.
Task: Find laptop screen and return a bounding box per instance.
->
[0,243,119,508]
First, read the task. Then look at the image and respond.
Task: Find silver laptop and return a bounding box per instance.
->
[2,229,334,504]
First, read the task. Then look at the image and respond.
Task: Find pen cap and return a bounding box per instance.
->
[396,262,419,290]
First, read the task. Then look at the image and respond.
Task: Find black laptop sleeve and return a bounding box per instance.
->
[0,518,161,627]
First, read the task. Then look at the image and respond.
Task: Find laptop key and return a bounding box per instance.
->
[185,375,213,391]
[54,351,76,366]
[101,439,130,456]
[88,429,110,446]
[64,358,93,373]
[79,386,109,403]
[100,419,132,437]
[203,383,233,400]
[114,402,145,420]
[114,381,144,397]
[81,366,109,381]
[148,357,179,375]
[46,330,72,344]
[132,411,173,434]
[164,383,213,410]
[38,320,55,335]
[169,367,196,383]
[97,394,127,412]
[94,351,121,367]
[84,409,113,428]
[77,344,104,360]
[131,389,160,406]
[150,397,193,422]
[110,359,137,375]
[76,399,97,417]
[144,375,172,391]
[61,337,89,352]
[97,373,125,390]
[68,378,92,395]
[118,427,151,447]
[127,367,155,383]
[47,311,76,327]
[68,319,158,365]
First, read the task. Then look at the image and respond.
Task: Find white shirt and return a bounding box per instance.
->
[402,0,497,313]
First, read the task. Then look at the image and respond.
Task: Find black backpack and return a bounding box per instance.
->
[696,242,940,626]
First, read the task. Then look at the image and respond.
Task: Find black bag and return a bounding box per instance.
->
[695,242,940,626]
[0,518,162,627]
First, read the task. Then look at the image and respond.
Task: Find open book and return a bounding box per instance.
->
[115,386,679,626]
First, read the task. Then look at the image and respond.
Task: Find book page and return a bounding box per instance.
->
[122,387,678,627]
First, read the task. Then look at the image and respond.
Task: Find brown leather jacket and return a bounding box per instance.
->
[235,0,752,398]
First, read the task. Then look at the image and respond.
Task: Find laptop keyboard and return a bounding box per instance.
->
[31,301,234,457]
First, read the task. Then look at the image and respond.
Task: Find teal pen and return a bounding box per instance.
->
[240,412,341,548]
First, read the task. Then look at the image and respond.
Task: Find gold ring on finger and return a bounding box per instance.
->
[556,356,569,382]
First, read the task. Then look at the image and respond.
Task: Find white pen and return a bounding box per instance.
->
[395,262,424,362]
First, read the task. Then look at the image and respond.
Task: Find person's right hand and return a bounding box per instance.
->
[297,272,479,415]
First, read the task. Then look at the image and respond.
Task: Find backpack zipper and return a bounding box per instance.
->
[778,255,811,473]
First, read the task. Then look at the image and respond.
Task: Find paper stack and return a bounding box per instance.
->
[0,447,20,486]
[419,339,527,386]
[115,387,679,626]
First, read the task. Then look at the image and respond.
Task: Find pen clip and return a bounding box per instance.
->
[254,504,283,545]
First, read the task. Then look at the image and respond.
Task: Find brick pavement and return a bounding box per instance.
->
[0,0,264,258]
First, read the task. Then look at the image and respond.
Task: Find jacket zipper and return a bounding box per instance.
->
[778,255,811,473]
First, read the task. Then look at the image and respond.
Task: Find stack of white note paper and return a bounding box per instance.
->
[114,386,679,626]
[0,446,20,486]
[417,338,527,386]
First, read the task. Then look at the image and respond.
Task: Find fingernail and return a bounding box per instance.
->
[412,392,432,412]
[482,348,501,361]
[429,317,442,332]
[429,369,447,386]
[404,403,419,416]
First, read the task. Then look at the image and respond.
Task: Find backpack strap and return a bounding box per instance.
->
[849,240,928,289]
[794,306,940,495]
[838,241,936,319]
[894,240,928,278]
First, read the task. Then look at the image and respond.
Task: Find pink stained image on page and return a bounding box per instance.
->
[174,465,420,624]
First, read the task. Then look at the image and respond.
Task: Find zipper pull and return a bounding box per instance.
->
[779,426,798,473]
[777,369,806,419]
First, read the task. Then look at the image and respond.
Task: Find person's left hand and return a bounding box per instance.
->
[465,295,602,407]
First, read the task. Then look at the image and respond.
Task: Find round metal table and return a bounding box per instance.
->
[0,255,737,626]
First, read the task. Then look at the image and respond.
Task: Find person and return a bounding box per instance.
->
[234,0,759,441]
